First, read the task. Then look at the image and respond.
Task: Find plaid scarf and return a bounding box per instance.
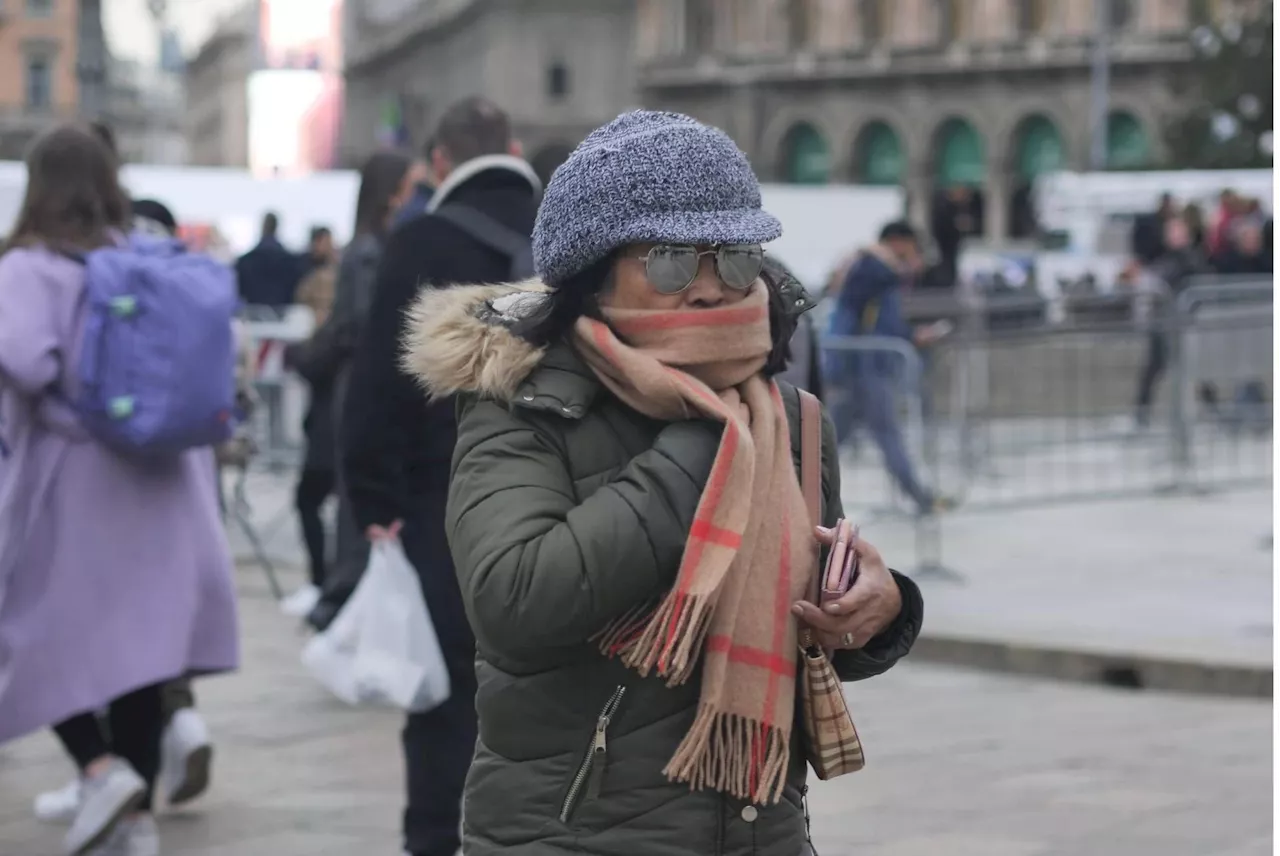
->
[573,285,820,804]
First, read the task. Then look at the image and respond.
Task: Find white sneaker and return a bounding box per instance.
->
[34,778,82,823]
[63,758,145,856]
[88,814,160,856]
[280,583,321,617]
[160,708,213,806]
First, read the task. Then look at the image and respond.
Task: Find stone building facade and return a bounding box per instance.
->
[634,0,1231,238]
[0,0,83,159]
[183,7,253,168]
[340,0,636,183]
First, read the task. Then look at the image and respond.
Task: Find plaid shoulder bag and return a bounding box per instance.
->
[796,389,866,778]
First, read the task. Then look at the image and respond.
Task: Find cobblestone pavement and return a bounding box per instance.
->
[0,567,1271,856]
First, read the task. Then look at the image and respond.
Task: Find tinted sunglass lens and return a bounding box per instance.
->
[646,245,699,294]
[716,245,764,290]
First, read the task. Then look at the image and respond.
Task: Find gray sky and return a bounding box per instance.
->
[105,0,251,66]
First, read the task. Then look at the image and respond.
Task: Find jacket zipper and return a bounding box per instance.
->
[559,685,626,822]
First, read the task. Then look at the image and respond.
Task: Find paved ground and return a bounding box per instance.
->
[0,567,1270,856]
[221,467,1273,673]
[865,486,1272,671]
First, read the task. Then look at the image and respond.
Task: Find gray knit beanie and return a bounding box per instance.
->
[532,110,782,285]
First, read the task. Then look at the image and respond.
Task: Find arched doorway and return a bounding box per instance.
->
[530,143,575,187]
[1009,114,1065,237]
[779,122,831,184]
[853,121,905,185]
[1106,111,1150,169]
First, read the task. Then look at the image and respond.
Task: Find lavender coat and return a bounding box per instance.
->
[0,247,239,744]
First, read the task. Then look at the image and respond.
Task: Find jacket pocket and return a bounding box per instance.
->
[559,684,627,823]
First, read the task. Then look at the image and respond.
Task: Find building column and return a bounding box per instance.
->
[904,157,932,234]
[983,167,1009,243]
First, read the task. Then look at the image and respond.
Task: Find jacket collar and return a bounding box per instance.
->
[427,154,542,213]
[511,342,599,419]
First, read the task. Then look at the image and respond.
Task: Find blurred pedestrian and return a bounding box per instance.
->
[235,212,300,310]
[299,225,336,279]
[284,151,416,625]
[0,124,239,856]
[341,97,541,856]
[1131,192,1176,265]
[391,147,436,229]
[1134,215,1208,427]
[1207,188,1242,257]
[400,109,922,856]
[1183,201,1208,253]
[827,221,951,515]
[930,185,977,288]
[1212,219,1272,276]
[32,197,223,828]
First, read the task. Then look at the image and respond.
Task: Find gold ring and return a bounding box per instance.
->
[842,632,854,648]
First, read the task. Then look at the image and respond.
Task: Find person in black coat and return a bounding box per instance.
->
[235,212,302,310]
[340,96,541,856]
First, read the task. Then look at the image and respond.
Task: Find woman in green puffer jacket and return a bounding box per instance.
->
[402,111,923,856]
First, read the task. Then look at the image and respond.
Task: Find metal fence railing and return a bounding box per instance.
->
[822,275,1273,581]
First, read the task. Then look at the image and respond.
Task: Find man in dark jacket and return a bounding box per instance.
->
[341,96,542,856]
[235,212,302,309]
[828,221,947,515]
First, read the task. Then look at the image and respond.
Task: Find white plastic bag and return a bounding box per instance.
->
[301,539,451,713]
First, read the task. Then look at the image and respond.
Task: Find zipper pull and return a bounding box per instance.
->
[585,714,610,799]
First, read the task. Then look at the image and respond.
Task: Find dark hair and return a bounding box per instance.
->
[261,212,279,238]
[4,123,130,254]
[518,252,800,378]
[89,121,118,158]
[353,150,413,236]
[879,220,918,243]
[434,96,511,164]
[131,198,178,236]
[515,257,613,347]
[421,134,436,163]
[309,225,332,243]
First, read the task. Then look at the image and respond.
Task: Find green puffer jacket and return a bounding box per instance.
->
[403,280,923,856]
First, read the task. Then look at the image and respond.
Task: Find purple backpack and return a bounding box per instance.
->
[75,236,239,455]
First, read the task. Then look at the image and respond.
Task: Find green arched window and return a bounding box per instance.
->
[935,117,985,185]
[855,121,905,185]
[780,122,831,184]
[1013,114,1065,180]
[1106,111,1149,169]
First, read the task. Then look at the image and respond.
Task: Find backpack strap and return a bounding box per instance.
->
[798,389,823,527]
[433,205,532,273]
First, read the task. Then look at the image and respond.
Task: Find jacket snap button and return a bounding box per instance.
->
[740,805,758,823]
[522,394,535,402]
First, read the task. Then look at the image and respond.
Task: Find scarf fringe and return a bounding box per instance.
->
[663,705,791,806]
[597,593,715,687]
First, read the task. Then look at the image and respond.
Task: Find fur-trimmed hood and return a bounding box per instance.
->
[401,280,556,402]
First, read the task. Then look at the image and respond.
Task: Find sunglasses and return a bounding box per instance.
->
[636,243,765,295]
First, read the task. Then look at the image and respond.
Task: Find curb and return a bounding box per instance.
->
[910,633,1273,699]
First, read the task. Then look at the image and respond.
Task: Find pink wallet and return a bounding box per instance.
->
[820,519,860,607]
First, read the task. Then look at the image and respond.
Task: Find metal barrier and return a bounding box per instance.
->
[821,276,1272,581]
[936,283,1271,510]
[1169,278,1273,492]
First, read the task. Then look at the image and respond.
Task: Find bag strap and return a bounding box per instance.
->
[798,388,824,647]
[798,389,822,527]
[433,204,531,264]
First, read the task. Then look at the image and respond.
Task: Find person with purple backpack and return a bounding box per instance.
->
[0,124,239,856]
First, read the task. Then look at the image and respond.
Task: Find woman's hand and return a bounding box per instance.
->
[792,528,902,650]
